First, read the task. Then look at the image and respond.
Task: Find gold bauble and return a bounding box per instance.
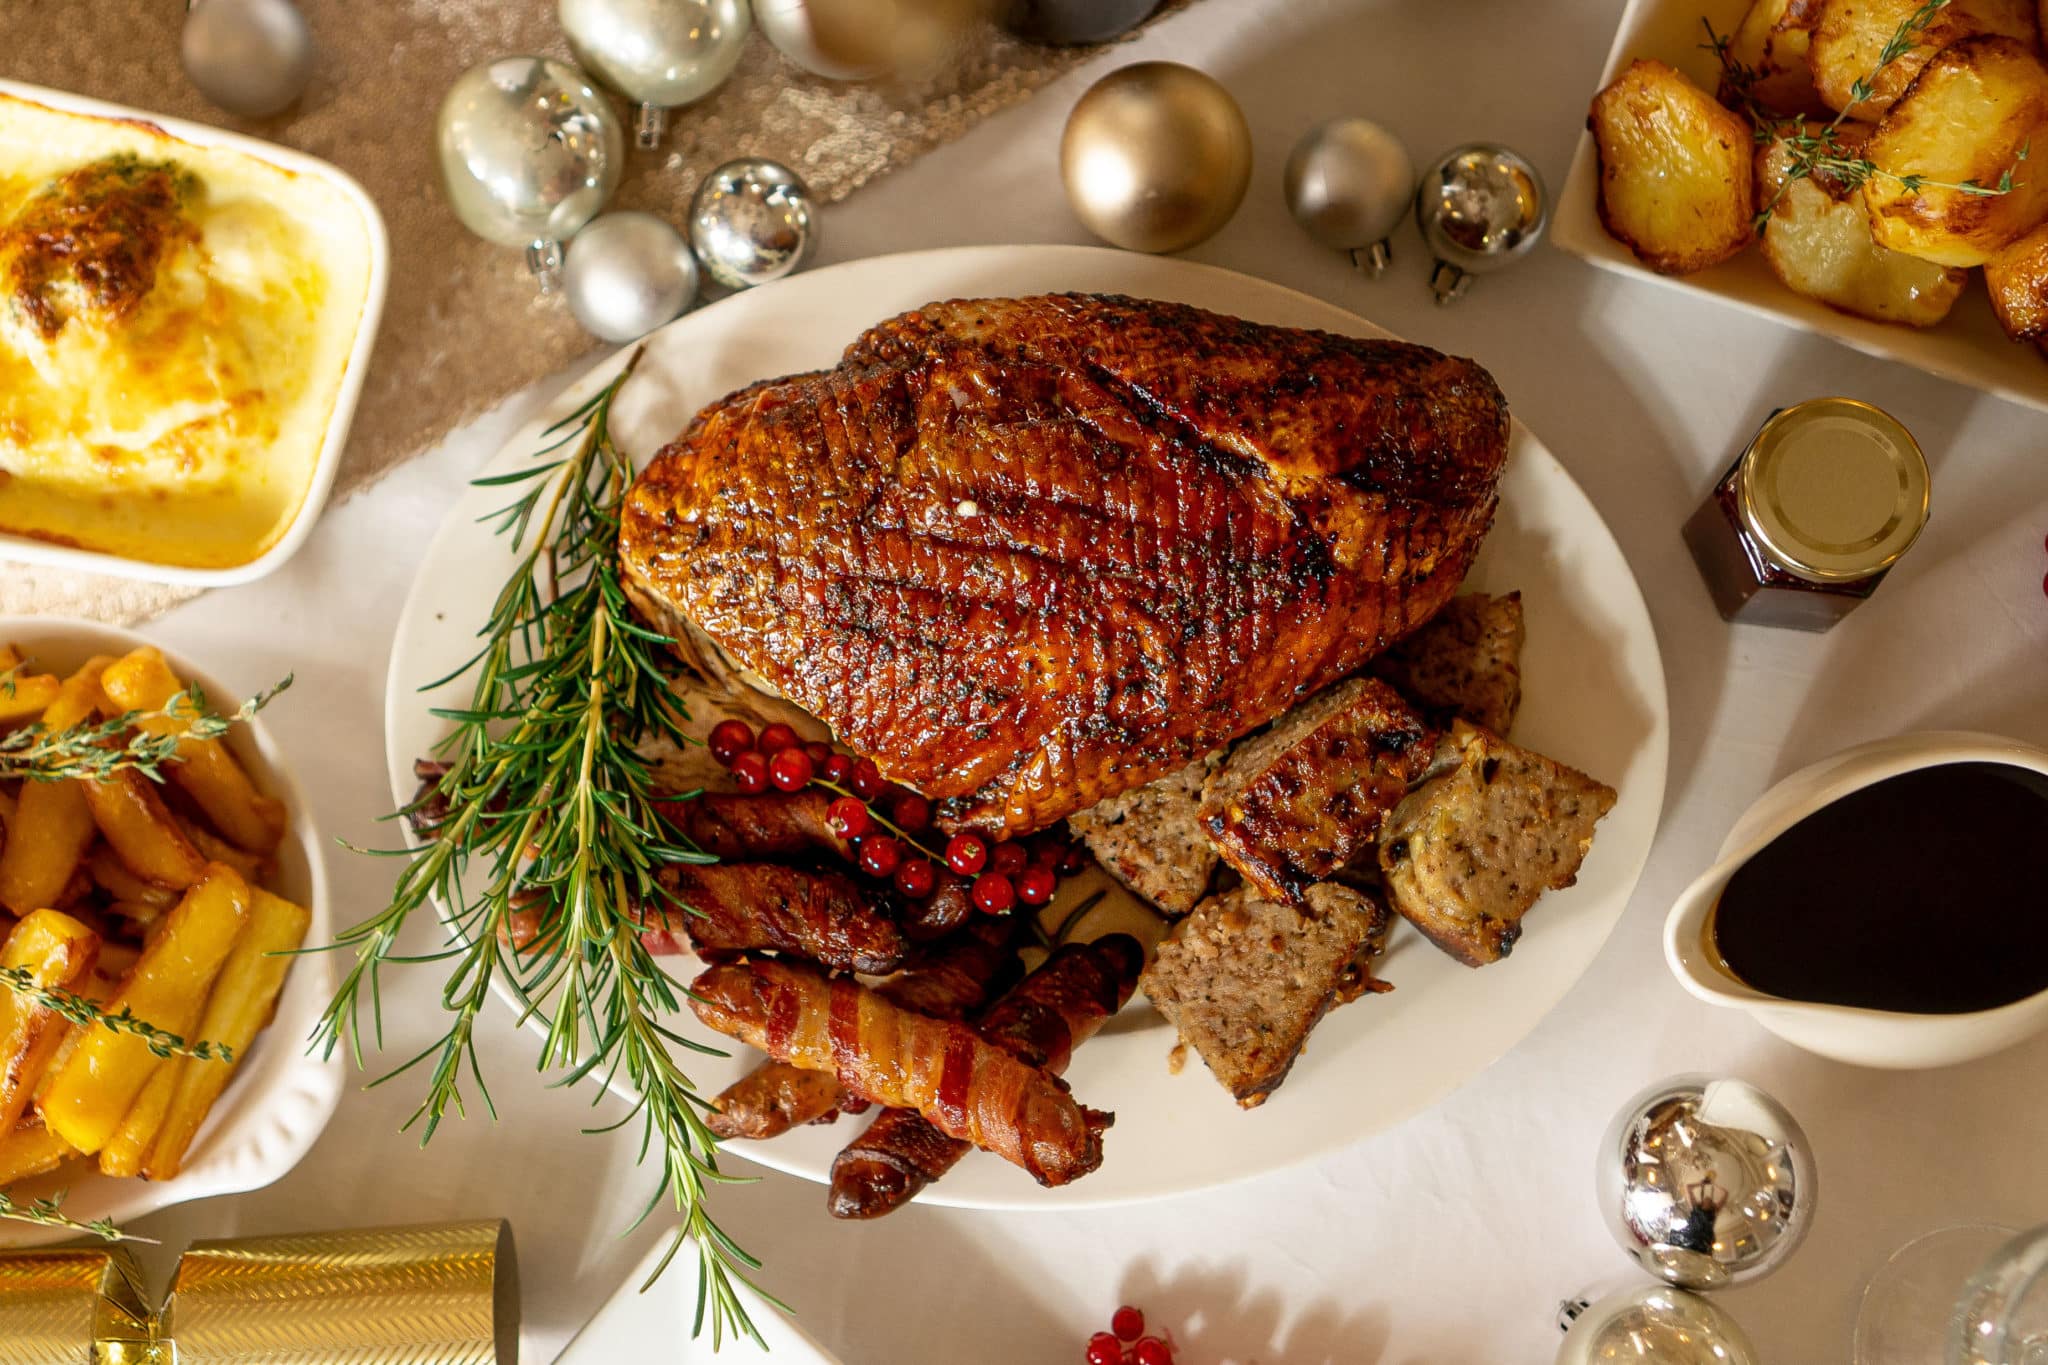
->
[1059,61,1251,254]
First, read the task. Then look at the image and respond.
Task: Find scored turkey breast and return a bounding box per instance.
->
[619,293,1510,837]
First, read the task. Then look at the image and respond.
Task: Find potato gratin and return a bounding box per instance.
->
[0,92,373,568]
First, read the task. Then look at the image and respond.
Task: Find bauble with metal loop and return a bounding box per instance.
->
[688,158,818,290]
[436,56,625,291]
[1555,1285,1761,1365]
[1595,1074,1816,1291]
[180,0,315,118]
[559,0,752,148]
[562,211,701,343]
[1414,142,1548,303]
[1284,117,1415,278]
[1060,62,1251,255]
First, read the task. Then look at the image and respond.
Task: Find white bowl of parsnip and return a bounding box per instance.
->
[0,616,339,1247]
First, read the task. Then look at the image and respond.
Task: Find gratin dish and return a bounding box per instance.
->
[1665,731,2048,1069]
[1550,0,2048,415]
[0,80,388,586]
[0,616,341,1247]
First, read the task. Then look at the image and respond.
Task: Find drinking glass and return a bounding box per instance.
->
[1854,1224,2048,1365]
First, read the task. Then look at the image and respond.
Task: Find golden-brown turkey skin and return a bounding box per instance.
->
[621,293,1509,837]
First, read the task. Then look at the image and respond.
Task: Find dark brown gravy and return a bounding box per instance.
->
[1711,762,2048,1015]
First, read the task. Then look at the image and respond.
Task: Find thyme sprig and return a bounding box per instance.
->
[314,350,773,1348]
[1704,0,2027,228]
[0,1189,157,1243]
[0,966,231,1061]
[0,678,291,785]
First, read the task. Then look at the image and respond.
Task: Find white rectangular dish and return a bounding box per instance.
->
[0,80,388,586]
[557,1237,841,1364]
[1551,0,2048,415]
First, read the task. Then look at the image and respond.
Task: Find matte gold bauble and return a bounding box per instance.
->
[1059,62,1251,254]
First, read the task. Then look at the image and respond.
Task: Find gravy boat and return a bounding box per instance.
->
[1664,731,2048,1070]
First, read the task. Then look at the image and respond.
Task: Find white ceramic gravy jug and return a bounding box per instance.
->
[1664,731,2048,1070]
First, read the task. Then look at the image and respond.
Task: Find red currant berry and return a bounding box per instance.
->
[1133,1337,1172,1365]
[822,753,854,784]
[1111,1306,1144,1341]
[757,722,799,755]
[889,793,932,832]
[730,750,769,794]
[893,858,937,899]
[767,748,815,792]
[1057,842,1091,876]
[2041,567,2048,599]
[707,719,755,766]
[851,758,888,801]
[972,872,1015,914]
[859,835,903,878]
[1085,1333,1121,1365]
[825,796,871,840]
[1016,864,1057,906]
[945,833,988,876]
[803,741,832,765]
[989,841,1029,876]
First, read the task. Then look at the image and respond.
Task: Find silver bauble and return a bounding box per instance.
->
[562,212,700,343]
[1596,1075,1816,1291]
[437,57,625,289]
[688,158,817,289]
[1060,62,1252,255]
[180,0,315,118]
[560,0,752,148]
[1556,1285,1761,1365]
[1284,117,1415,278]
[1414,142,1548,304]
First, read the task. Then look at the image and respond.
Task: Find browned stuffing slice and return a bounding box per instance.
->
[1200,678,1436,903]
[1141,883,1382,1108]
[1378,720,1616,967]
[1069,756,1218,916]
[1371,592,1525,735]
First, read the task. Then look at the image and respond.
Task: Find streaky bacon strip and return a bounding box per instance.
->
[689,957,1111,1186]
[646,863,909,974]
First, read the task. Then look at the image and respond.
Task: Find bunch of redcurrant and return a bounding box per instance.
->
[704,717,1087,914]
[1086,1305,1176,1365]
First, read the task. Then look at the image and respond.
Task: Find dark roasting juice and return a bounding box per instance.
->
[1711,762,2048,1015]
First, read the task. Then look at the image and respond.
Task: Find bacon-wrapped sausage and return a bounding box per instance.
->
[666,790,849,861]
[706,918,1021,1140]
[826,934,1141,1217]
[689,958,1111,1186]
[645,863,910,974]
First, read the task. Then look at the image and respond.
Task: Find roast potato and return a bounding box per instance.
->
[1864,35,2048,265]
[1590,59,1758,273]
[1809,0,2039,119]
[1721,0,1831,115]
[1985,218,2048,337]
[1756,129,1970,322]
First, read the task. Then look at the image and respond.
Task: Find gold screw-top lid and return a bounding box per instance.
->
[1737,398,1930,583]
[0,1247,155,1364]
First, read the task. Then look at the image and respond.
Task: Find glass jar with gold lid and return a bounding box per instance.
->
[1683,398,1931,631]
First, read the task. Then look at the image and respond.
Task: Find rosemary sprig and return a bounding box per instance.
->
[315,350,773,1348]
[0,966,231,1061]
[1705,0,2026,228]
[0,1189,156,1243]
[0,678,292,785]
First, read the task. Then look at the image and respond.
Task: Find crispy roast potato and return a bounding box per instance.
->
[1722,0,1831,114]
[0,662,110,917]
[0,910,99,1134]
[1864,35,2048,265]
[1985,218,2048,337]
[81,771,209,890]
[1590,59,1759,273]
[1756,129,1971,321]
[1809,0,2040,119]
[100,648,286,854]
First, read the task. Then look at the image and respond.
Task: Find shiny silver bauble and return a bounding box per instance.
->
[688,158,817,289]
[562,212,701,343]
[1556,1285,1761,1365]
[1414,142,1548,303]
[1596,1075,1816,1291]
[180,0,315,118]
[1059,62,1251,255]
[436,57,625,288]
[560,0,752,148]
[1284,117,1415,278]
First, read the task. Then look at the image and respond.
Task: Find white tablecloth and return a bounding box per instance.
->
[106,1,2048,1360]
